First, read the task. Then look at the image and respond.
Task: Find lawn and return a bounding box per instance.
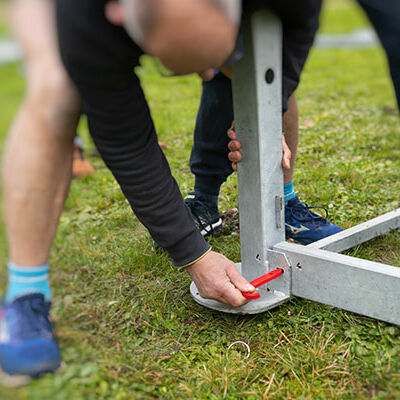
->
[0,1,8,38]
[1,1,400,399]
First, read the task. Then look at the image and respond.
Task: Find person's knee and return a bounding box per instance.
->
[26,61,80,131]
[11,0,80,125]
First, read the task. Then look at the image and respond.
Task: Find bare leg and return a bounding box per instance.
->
[2,0,80,266]
[282,93,299,185]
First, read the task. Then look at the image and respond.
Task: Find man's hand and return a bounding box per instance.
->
[186,251,255,308]
[227,122,291,171]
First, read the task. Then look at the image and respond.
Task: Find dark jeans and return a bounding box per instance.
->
[56,0,209,266]
[358,0,400,110]
[190,0,322,197]
[190,73,234,197]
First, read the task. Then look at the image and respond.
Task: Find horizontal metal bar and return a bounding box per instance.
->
[274,241,400,325]
[307,208,400,253]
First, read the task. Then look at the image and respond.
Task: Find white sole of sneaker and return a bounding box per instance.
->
[0,368,31,387]
[201,218,223,236]
[0,362,66,388]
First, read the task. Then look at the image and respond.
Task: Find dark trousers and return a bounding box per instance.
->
[56,0,209,266]
[190,73,234,197]
[358,0,400,110]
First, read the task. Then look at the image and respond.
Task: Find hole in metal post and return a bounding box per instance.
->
[265,68,274,84]
[255,254,261,261]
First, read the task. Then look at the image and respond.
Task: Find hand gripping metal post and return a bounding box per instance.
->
[190,10,400,325]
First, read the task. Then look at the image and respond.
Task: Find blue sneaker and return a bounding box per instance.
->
[285,196,342,245]
[0,293,61,380]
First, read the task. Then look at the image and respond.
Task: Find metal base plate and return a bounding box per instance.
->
[190,262,290,314]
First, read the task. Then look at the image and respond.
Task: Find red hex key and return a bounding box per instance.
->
[241,268,283,300]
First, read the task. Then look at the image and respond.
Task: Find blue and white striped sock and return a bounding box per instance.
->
[284,180,296,205]
[5,262,51,304]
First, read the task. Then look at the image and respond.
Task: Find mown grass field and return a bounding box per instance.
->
[0,1,7,38]
[1,1,400,399]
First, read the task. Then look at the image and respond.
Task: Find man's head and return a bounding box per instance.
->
[106,0,241,75]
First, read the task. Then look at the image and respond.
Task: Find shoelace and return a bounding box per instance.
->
[185,198,216,235]
[12,296,51,339]
[289,201,329,224]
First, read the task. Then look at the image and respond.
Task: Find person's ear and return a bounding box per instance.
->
[105,1,124,26]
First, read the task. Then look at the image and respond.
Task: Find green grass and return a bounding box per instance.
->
[0,1,8,38]
[1,1,400,399]
[319,0,370,34]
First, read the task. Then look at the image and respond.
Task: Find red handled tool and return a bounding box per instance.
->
[241,268,283,300]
